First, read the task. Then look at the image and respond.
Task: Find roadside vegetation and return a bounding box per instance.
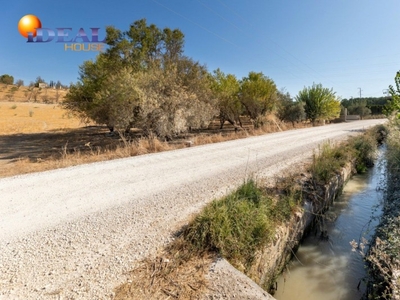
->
[184,179,299,271]
[361,119,400,299]
[115,125,383,299]
[383,71,400,119]
[357,71,400,299]
[310,125,385,183]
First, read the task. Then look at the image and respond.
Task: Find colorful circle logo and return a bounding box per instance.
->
[18,15,42,38]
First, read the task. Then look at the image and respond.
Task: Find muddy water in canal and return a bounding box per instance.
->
[274,150,386,300]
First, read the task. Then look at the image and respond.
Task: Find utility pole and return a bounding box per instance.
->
[358,87,362,99]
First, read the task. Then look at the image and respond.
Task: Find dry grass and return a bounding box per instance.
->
[0,108,312,178]
[0,136,180,178]
[0,101,84,134]
[114,237,214,300]
[0,83,68,103]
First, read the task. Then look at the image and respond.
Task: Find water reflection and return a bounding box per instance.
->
[274,152,385,300]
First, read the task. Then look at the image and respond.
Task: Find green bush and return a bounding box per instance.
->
[386,119,400,174]
[350,134,377,172]
[311,127,381,181]
[373,124,389,144]
[348,127,381,173]
[184,181,275,269]
[183,179,302,270]
[310,142,351,183]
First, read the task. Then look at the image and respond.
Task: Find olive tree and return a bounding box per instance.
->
[210,69,242,129]
[239,72,278,127]
[348,100,371,119]
[64,19,217,137]
[136,58,216,138]
[277,90,306,125]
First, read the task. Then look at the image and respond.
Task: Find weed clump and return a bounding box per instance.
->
[310,143,351,183]
[310,127,382,183]
[183,179,300,271]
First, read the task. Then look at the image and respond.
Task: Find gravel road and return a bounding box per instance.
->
[0,120,385,299]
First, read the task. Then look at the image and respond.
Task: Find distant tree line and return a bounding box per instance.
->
[64,19,342,138]
[27,76,68,89]
[341,96,390,118]
[0,73,69,90]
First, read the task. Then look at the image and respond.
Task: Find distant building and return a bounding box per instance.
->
[38,83,47,88]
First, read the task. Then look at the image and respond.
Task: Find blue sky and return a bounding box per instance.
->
[1,0,400,99]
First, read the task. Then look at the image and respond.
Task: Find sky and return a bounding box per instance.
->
[1,0,400,100]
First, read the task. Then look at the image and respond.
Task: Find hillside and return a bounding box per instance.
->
[0,83,68,103]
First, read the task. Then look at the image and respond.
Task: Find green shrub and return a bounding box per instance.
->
[349,129,379,173]
[386,119,400,174]
[183,180,275,269]
[373,124,389,144]
[311,127,381,181]
[310,142,351,183]
[183,179,302,270]
[274,195,295,220]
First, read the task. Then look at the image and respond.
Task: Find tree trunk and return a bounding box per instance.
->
[219,115,225,129]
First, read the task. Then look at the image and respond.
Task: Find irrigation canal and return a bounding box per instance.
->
[274,148,386,300]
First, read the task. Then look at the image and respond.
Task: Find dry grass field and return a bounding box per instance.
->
[0,101,84,134]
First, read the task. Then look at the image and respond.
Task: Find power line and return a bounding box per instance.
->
[196,0,244,34]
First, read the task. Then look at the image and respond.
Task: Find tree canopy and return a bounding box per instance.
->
[239,72,278,127]
[384,71,400,118]
[64,19,216,137]
[62,19,346,135]
[296,83,340,124]
[341,96,389,115]
[210,69,242,129]
[277,90,306,125]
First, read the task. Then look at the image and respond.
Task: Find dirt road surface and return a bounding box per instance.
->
[0,120,385,299]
